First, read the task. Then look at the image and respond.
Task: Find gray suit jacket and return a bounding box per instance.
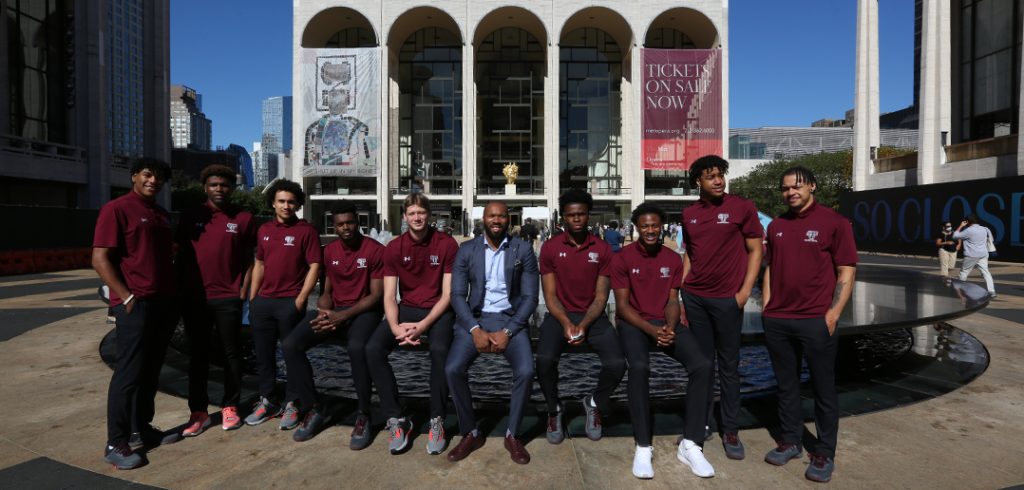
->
[450,235,539,335]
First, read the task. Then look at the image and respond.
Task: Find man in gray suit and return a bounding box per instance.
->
[445,201,539,464]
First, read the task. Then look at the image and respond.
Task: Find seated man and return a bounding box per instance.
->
[611,202,714,480]
[536,189,625,443]
[446,201,539,464]
[281,201,384,444]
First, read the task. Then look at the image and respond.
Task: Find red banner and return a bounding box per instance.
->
[641,49,722,171]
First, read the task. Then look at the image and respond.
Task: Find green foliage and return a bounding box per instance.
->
[729,151,853,218]
[170,172,270,216]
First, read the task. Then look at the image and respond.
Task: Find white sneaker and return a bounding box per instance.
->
[677,438,715,478]
[633,445,654,479]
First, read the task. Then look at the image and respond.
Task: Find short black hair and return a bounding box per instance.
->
[778,166,817,189]
[631,201,666,226]
[264,179,305,208]
[688,155,729,188]
[129,157,171,181]
[965,214,978,225]
[200,164,237,186]
[608,220,619,229]
[558,188,593,213]
[331,200,357,218]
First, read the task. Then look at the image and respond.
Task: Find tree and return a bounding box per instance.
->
[729,150,852,217]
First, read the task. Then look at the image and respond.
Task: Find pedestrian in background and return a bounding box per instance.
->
[952,215,996,297]
[935,222,960,279]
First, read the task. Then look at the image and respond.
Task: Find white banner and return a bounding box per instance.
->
[300,48,380,177]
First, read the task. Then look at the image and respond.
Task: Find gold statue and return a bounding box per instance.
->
[502,162,519,185]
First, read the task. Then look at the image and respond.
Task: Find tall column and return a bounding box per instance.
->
[545,41,559,213]
[82,0,110,209]
[917,0,951,185]
[853,0,880,191]
[629,46,644,210]
[1019,34,1024,175]
[377,46,391,229]
[461,42,475,227]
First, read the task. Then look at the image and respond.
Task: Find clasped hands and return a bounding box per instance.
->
[310,308,347,334]
[651,324,676,348]
[471,327,511,353]
[391,321,428,346]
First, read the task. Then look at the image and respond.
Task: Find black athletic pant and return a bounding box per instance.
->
[182,297,244,412]
[762,316,839,458]
[682,291,744,434]
[619,318,711,447]
[536,312,626,415]
[366,305,454,420]
[250,296,304,400]
[107,297,177,445]
[281,307,381,414]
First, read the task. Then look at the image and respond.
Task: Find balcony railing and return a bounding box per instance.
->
[1,134,86,163]
[945,134,1017,163]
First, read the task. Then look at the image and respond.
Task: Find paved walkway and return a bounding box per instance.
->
[0,255,1022,488]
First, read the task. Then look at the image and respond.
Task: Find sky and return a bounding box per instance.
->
[171,0,915,150]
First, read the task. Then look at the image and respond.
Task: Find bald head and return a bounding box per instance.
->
[483,201,510,247]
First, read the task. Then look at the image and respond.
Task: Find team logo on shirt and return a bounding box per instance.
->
[331,260,340,266]
[776,232,783,237]
[631,268,641,274]
[660,267,671,278]
[558,252,567,258]
[717,213,730,224]
[429,255,440,266]
[588,252,599,263]
[804,230,819,243]
[226,223,238,234]
[262,236,270,241]
[140,217,148,223]
[356,258,367,269]
[284,236,296,246]
[690,218,697,224]
[403,256,412,263]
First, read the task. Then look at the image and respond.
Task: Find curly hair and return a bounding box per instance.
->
[688,155,729,188]
[630,201,666,225]
[264,179,305,208]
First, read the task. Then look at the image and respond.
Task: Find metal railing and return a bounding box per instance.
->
[1,133,86,163]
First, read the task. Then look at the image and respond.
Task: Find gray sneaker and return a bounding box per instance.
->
[104,442,144,470]
[582,396,602,441]
[244,396,282,426]
[764,443,802,466]
[128,425,181,450]
[426,416,447,455]
[546,408,565,444]
[293,409,329,442]
[387,417,413,454]
[805,454,834,482]
[279,401,300,430]
[722,432,745,460]
[349,414,371,450]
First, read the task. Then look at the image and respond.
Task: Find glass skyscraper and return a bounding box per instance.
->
[260,96,292,184]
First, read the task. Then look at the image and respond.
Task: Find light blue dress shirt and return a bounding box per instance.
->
[482,237,512,313]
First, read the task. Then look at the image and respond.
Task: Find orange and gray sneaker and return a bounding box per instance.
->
[182,411,211,437]
[426,416,447,455]
[386,417,412,454]
[221,406,242,431]
[244,396,282,426]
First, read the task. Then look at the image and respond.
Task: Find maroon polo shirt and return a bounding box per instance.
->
[762,201,858,319]
[610,242,684,322]
[682,193,763,298]
[92,191,175,306]
[255,219,322,298]
[539,232,612,313]
[324,235,385,307]
[382,229,459,309]
[177,202,257,300]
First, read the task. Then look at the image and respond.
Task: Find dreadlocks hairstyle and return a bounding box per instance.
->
[630,201,667,226]
[778,166,817,190]
[688,155,730,188]
[264,179,306,208]
[558,188,594,213]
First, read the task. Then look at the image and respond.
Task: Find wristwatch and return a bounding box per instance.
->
[502,328,513,338]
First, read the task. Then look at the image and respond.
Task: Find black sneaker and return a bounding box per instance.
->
[764,442,802,466]
[546,408,565,444]
[293,408,329,442]
[103,442,144,470]
[805,453,835,482]
[128,425,181,450]
[722,432,745,460]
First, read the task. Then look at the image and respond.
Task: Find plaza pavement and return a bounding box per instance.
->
[0,253,1022,489]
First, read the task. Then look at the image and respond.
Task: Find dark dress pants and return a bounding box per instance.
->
[762,316,839,458]
[445,312,534,436]
[682,291,744,434]
[182,296,244,412]
[618,318,712,447]
[535,312,626,414]
[249,296,304,400]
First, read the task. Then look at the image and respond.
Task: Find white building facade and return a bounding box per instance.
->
[292,1,729,234]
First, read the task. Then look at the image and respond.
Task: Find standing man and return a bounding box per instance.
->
[177,164,257,436]
[611,202,714,480]
[935,222,960,279]
[602,220,623,253]
[245,179,322,428]
[445,201,539,465]
[366,193,458,455]
[281,201,384,444]
[761,166,857,483]
[953,215,996,297]
[680,155,763,459]
[522,217,539,248]
[536,189,625,444]
[93,158,179,469]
